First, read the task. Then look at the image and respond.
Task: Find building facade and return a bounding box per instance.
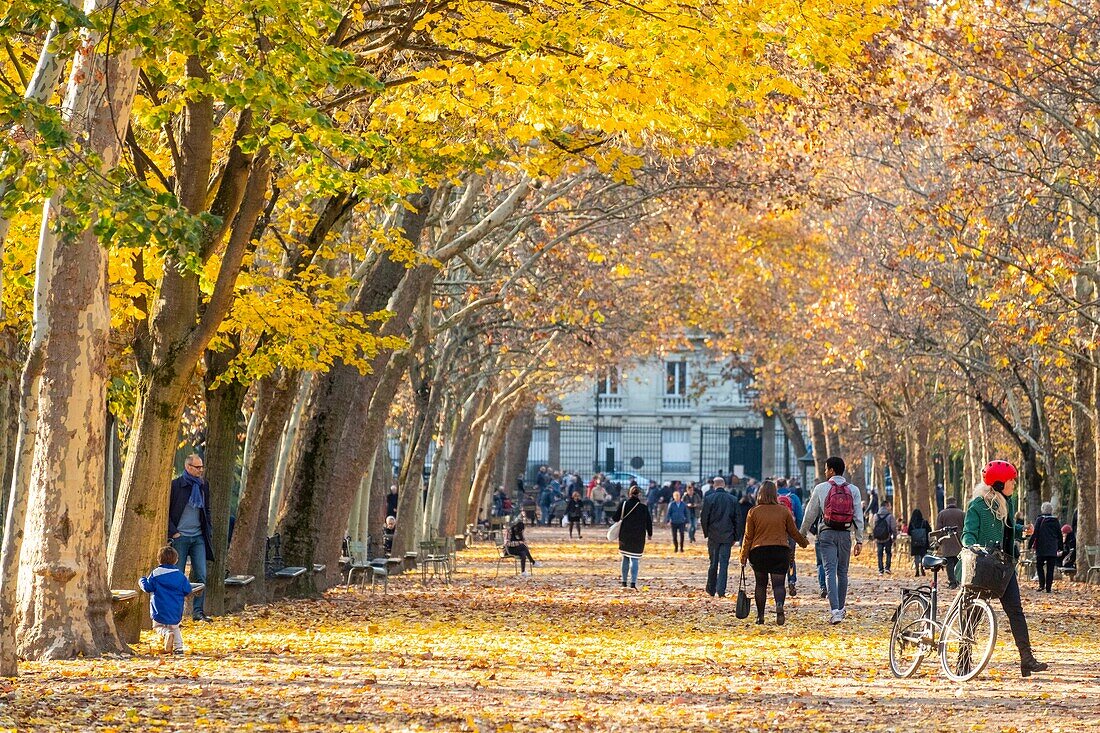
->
[527,355,803,485]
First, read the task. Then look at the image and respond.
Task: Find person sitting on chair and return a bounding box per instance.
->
[506,518,540,576]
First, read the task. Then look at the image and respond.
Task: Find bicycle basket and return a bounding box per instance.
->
[960,545,1013,598]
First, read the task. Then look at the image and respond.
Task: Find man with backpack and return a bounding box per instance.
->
[777,479,804,596]
[871,500,898,575]
[799,456,865,624]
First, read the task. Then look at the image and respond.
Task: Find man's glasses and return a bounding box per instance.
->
[190,464,205,470]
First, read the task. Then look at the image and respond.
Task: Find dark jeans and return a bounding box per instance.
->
[671,523,686,551]
[706,541,733,597]
[999,574,1035,661]
[815,540,825,590]
[568,518,582,537]
[171,534,207,618]
[1037,556,1057,591]
[877,541,892,573]
[687,511,697,541]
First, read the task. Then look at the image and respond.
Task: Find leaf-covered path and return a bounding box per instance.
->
[5,529,1099,731]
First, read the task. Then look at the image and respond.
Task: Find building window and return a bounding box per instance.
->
[596,367,620,395]
[665,360,688,396]
[661,428,692,472]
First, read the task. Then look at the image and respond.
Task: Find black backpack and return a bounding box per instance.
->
[873,514,892,541]
[910,526,929,551]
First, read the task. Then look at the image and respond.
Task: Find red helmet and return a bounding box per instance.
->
[982,460,1018,486]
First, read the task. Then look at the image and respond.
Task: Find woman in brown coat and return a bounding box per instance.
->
[740,480,809,625]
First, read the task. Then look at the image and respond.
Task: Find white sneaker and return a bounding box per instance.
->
[838,607,847,621]
[520,571,530,577]
[532,561,542,567]
[829,609,843,625]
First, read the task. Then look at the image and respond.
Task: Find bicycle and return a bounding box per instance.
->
[888,527,999,682]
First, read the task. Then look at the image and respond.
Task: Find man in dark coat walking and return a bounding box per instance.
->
[168,453,214,622]
[700,477,738,598]
[936,495,966,588]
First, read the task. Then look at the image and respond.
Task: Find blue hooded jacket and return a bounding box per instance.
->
[139,564,193,625]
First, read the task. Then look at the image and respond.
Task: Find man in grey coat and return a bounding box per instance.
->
[700,477,738,598]
[800,456,864,624]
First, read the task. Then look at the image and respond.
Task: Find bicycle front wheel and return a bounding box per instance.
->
[940,596,997,682]
[889,594,932,678]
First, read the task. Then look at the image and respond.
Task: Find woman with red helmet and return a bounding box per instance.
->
[961,460,1048,676]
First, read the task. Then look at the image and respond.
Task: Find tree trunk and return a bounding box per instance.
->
[227,369,300,597]
[9,4,139,663]
[366,442,390,552]
[809,416,828,481]
[0,16,73,253]
[503,403,535,493]
[392,367,445,559]
[274,194,434,591]
[437,392,486,539]
[107,147,271,642]
[466,401,522,528]
[907,414,933,522]
[268,373,311,533]
[202,344,247,616]
[776,402,809,463]
[1073,353,1095,554]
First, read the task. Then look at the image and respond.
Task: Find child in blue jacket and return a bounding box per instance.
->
[140,546,195,653]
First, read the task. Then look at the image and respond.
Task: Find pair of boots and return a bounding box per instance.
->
[755,603,785,626]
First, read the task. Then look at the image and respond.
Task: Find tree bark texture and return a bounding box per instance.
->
[12,5,139,661]
[202,344,247,616]
[437,391,487,539]
[107,147,270,641]
[274,194,434,592]
[809,417,828,482]
[501,404,535,494]
[227,369,300,598]
[907,414,932,522]
[1072,355,1096,552]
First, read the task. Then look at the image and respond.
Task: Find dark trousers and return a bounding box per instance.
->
[753,569,787,616]
[945,555,959,585]
[506,543,535,571]
[706,541,733,597]
[877,541,892,573]
[568,518,582,538]
[671,523,686,551]
[1037,556,1057,592]
[999,574,1035,662]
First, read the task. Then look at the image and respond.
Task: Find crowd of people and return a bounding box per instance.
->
[143,452,1059,677]
[491,456,1056,678]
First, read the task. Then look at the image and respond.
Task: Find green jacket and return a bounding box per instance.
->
[961,492,1022,559]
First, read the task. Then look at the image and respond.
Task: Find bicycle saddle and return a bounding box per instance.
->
[922,555,947,570]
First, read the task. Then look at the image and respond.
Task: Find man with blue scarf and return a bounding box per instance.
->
[168,454,214,622]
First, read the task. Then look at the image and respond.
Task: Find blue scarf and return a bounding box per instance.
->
[184,471,205,510]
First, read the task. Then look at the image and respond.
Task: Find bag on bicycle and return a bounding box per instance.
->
[960,545,1014,597]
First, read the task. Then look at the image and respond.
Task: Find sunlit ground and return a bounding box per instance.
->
[5,526,1098,731]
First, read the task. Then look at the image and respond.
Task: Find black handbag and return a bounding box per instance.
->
[735,566,751,619]
[961,545,1014,598]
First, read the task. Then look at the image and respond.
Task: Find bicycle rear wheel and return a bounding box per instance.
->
[889,594,932,678]
[940,595,997,682]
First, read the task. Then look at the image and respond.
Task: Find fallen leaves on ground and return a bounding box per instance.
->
[4,529,1099,731]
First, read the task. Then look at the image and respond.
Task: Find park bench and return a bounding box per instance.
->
[224,574,255,588]
[264,534,307,579]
